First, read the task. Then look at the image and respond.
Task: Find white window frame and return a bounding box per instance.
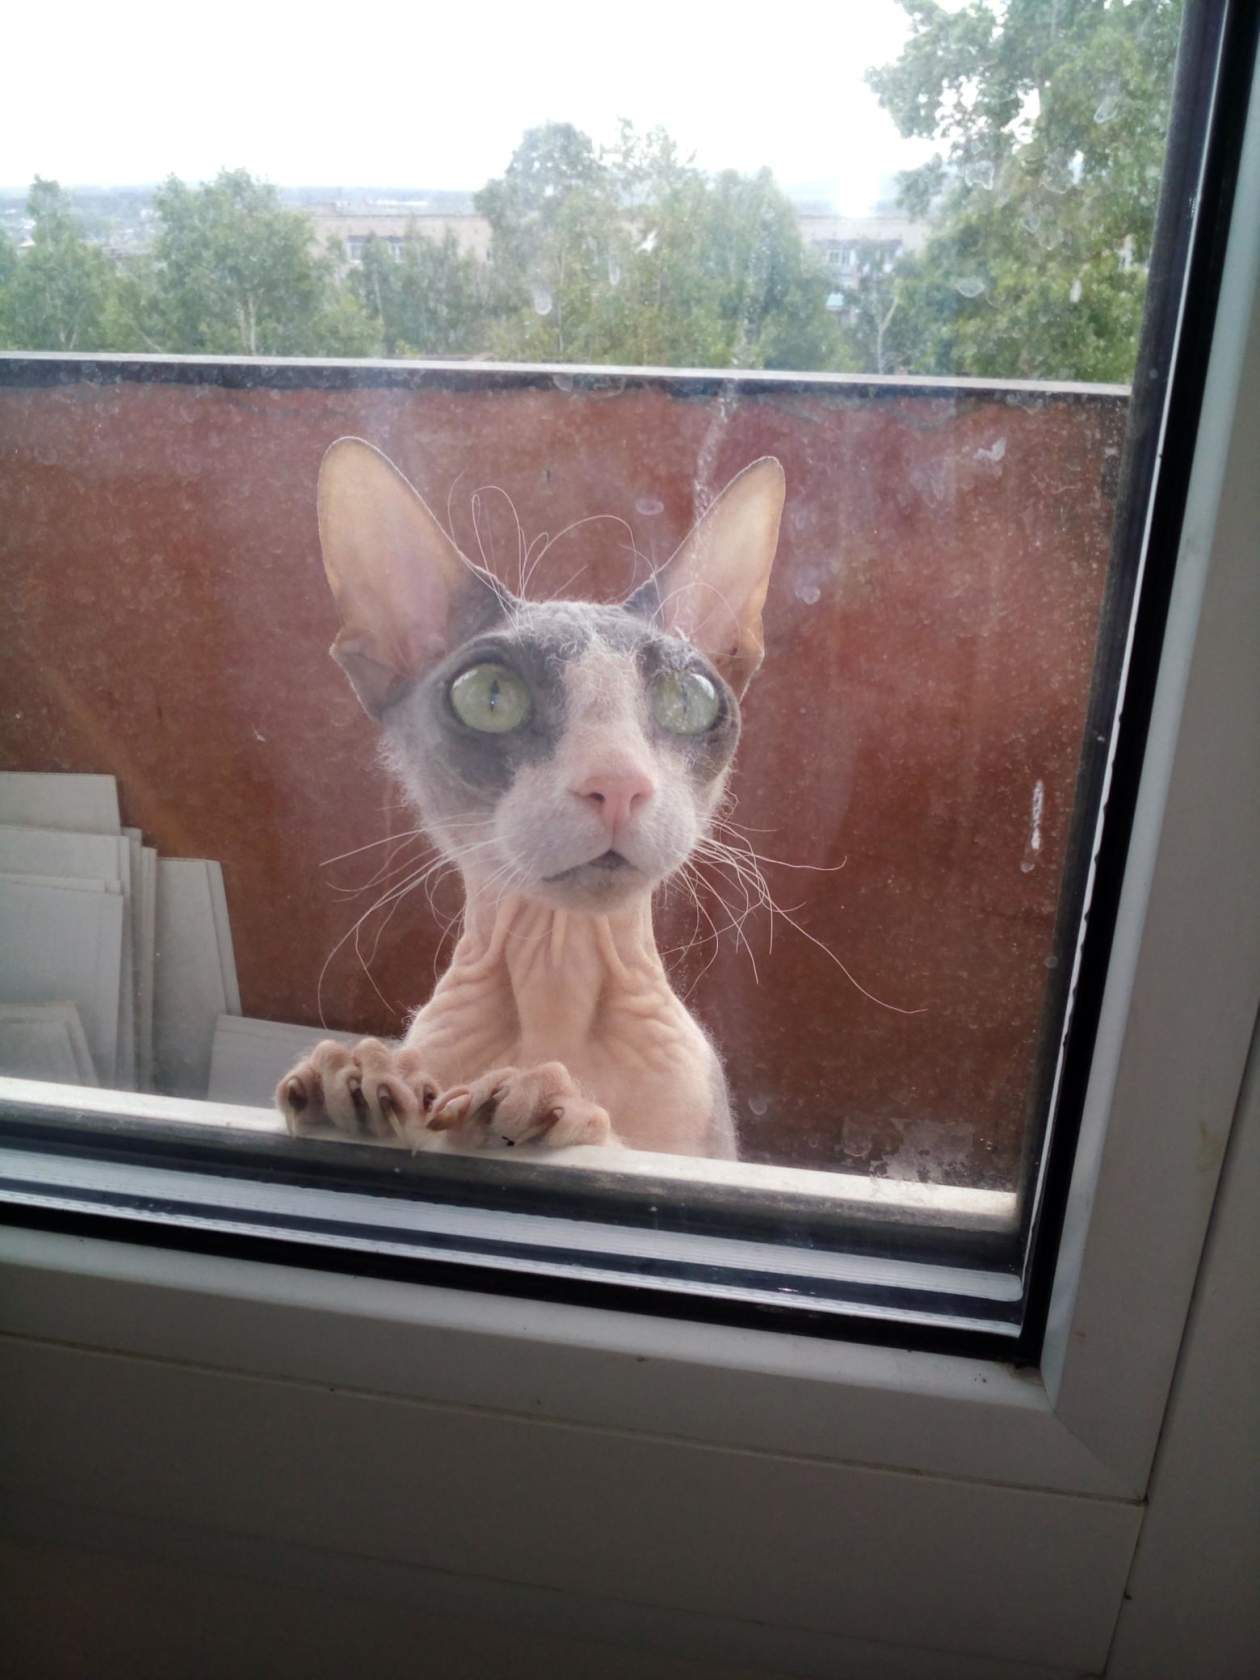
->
[1,48,1257,1680]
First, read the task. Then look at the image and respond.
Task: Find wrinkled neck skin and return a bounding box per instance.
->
[402,872,733,1158]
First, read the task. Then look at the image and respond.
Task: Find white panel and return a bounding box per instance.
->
[0,1002,97,1085]
[0,771,120,834]
[0,1508,1087,1680]
[0,826,135,1086]
[0,1338,1139,1674]
[1041,61,1260,1495]
[206,861,242,1016]
[0,1220,1125,1499]
[0,877,124,1084]
[154,859,237,1097]
[208,1014,357,1106]
[1108,1024,1260,1680]
[137,845,157,1090]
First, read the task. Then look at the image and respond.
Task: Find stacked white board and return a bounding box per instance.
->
[208,1014,357,1107]
[0,773,240,1097]
[0,772,357,1110]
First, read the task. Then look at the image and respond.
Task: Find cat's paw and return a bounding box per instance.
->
[425,1062,613,1152]
[276,1038,441,1143]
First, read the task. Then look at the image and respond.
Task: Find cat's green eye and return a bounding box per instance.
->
[449,663,532,733]
[650,669,721,736]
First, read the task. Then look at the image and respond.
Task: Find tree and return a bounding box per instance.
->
[829,242,905,376]
[476,122,624,361]
[349,228,489,357]
[0,230,16,344]
[477,121,841,371]
[1,178,117,351]
[865,0,1183,382]
[146,169,377,357]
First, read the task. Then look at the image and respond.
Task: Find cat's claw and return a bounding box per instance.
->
[424,1062,613,1152]
[276,1038,441,1143]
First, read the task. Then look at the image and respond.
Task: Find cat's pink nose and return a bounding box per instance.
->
[572,770,655,835]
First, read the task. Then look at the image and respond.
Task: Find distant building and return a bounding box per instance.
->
[311,208,491,268]
[797,213,928,309]
[312,205,929,286]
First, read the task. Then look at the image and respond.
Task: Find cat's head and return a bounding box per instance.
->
[318,438,784,912]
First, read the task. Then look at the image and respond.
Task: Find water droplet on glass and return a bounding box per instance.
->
[638,229,658,254]
[795,583,821,605]
[974,438,1006,464]
[551,372,574,393]
[1044,954,1060,969]
[1069,277,1083,304]
[1094,90,1121,124]
[1042,155,1074,195]
[531,285,553,317]
[748,1096,769,1117]
[607,253,621,287]
[964,160,995,190]
[1021,208,1042,236]
[634,495,664,517]
[954,276,986,299]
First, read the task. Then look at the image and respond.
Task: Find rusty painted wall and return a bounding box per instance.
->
[0,363,1127,1186]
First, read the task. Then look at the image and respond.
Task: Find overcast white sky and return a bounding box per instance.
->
[3,0,939,210]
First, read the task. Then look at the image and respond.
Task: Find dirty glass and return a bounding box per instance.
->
[0,1,1203,1325]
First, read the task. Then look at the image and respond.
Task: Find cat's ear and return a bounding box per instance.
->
[627,458,785,696]
[317,437,512,717]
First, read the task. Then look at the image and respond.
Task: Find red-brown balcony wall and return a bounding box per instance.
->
[0,358,1128,1187]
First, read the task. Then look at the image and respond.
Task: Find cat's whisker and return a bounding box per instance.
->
[327,840,440,899]
[709,820,848,874]
[693,833,924,1016]
[467,482,525,597]
[712,811,781,836]
[352,841,497,1000]
[443,467,469,554]
[685,867,747,994]
[670,863,708,963]
[525,512,646,603]
[541,561,591,603]
[692,854,762,983]
[520,529,551,598]
[650,575,740,637]
[664,855,762,994]
[317,836,502,1025]
[319,827,428,868]
[469,489,495,574]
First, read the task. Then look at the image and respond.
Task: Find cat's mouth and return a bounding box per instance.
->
[544,849,635,885]
[537,847,658,906]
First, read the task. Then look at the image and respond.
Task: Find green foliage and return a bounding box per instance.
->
[476,121,840,370]
[475,122,626,362]
[145,170,377,356]
[348,230,488,357]
[0,11,1181,386]
[0,230,16,345]
[861,0,1183,381]
[1,179,116,351]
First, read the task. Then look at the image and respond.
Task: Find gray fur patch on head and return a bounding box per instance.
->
[379,596,743,905]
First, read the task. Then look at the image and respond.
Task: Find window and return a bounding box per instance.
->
[0,0,1253,1369]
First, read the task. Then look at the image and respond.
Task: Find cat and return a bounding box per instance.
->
[277,437,784,1159]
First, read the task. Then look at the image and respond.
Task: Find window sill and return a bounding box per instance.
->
[0,1075,1017,1228]
[0,1075,1022,1347]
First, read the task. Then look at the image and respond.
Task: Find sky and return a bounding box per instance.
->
[3,0,938,211]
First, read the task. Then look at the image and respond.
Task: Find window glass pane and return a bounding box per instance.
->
[0,0,1213,1336]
